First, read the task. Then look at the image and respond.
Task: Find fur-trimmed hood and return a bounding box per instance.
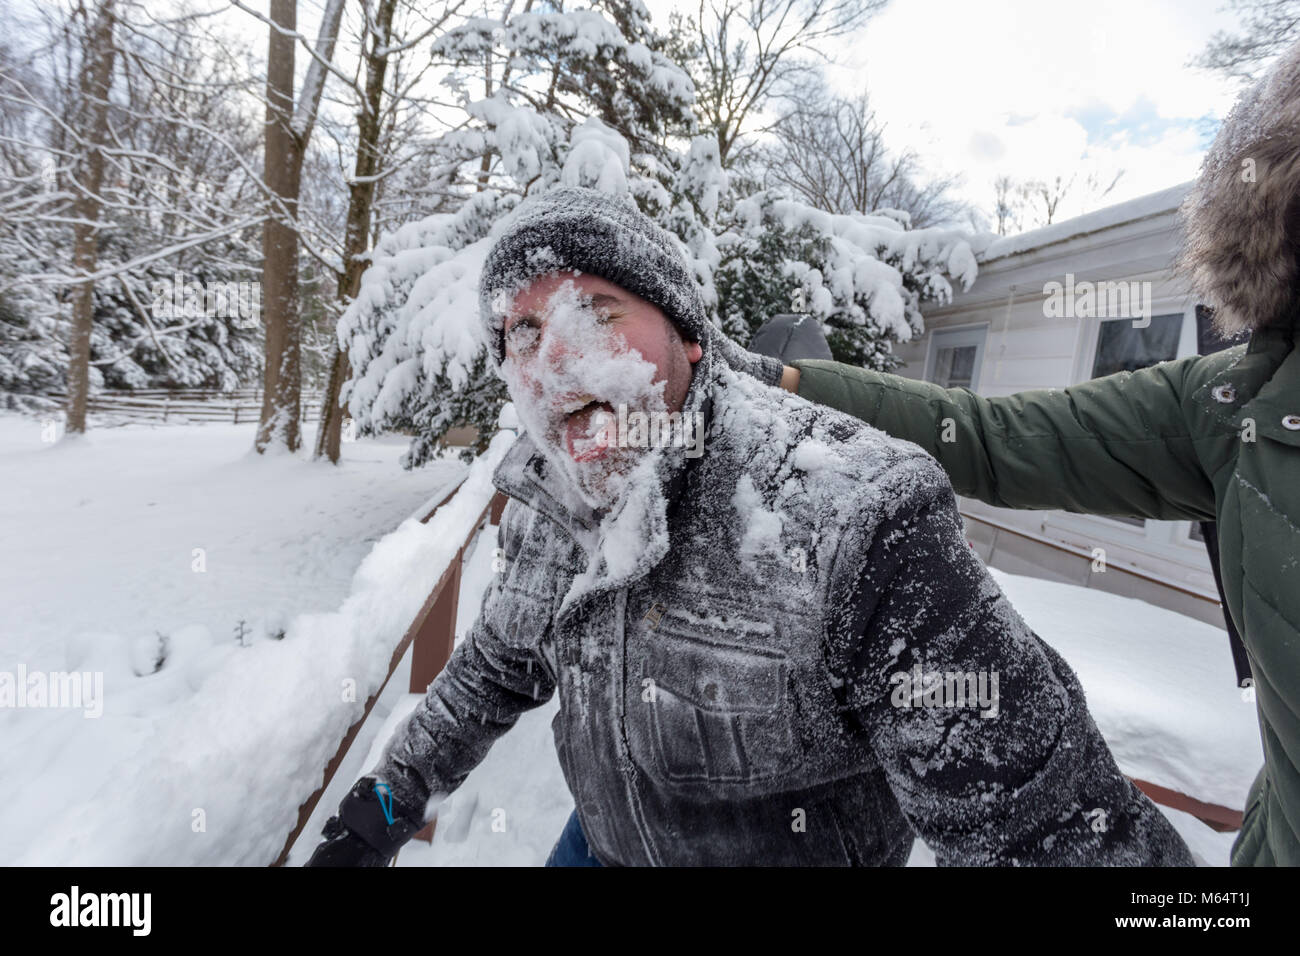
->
[1179,39,1300,337]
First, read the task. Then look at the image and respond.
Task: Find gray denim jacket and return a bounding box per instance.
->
[371,347,1193,866]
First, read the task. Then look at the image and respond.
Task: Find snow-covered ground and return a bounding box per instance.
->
[984,568,1262,812]
[0,414,473,865]
[0,416,464,670]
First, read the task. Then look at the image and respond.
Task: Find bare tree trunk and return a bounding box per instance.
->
[472,0,526,192]
[474,49,493,192]
[315,0,398,463]
[255,0,345,455]
[315,346,349,460]
[255,0,302,452]
[65,0,118,435]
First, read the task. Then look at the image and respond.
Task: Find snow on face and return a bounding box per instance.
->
[499,272,685,510]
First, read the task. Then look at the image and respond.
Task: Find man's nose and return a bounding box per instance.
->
[515,324,570,392]
[538,323,579,370]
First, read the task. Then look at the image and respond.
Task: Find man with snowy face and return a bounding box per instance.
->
[308,187,1192,868]
[496,271,701,510]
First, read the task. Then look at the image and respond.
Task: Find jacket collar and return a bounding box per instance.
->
[1195,298,1299,443]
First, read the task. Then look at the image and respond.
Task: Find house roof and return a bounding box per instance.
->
[979,182,1194,264]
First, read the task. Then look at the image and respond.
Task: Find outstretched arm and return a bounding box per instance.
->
[827,457,1193,865]
[792,353,1229,522]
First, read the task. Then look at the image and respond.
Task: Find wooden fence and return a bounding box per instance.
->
[54,388,326,424]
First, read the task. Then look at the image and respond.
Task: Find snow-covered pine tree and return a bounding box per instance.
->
[93,240,264,392]
[0,280,64,407]
[714,189,982,370]
[339,2,984,468]
[0,242,264,399]
[339,1,699,466]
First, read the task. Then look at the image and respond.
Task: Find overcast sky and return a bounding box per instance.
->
[9,0,1258,229]
[646,0,1255,227]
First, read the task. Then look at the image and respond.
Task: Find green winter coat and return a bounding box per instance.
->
[792,304,1299,865]
[788,38,1300,865]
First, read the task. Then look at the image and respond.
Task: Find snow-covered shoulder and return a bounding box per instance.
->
[711,360,951,547]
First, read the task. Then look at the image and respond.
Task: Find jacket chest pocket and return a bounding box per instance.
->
[630,611,801,788]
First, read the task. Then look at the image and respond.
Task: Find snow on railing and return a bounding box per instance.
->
[271,431,512,865]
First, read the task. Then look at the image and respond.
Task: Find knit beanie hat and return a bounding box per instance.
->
[478,186,711,364]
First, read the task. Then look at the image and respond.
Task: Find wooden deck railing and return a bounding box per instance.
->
[1129,777,1242,832]
[272,479,508,866]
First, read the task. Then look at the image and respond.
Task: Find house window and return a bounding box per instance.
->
[926,326,987,390]
[1047,305,1212,577]
[1087,313,1184,530]
[1104,512,1147,529]
[1195,304,1249,354]
[1090,313,1183,379]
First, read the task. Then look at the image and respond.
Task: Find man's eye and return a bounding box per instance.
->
[506,322,540,352]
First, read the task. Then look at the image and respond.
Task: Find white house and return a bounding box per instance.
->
[895,182,1231,628]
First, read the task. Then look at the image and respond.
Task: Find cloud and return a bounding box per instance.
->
[968,130,1006,162]
[782,0,1243,221]
[637,0,1252,224]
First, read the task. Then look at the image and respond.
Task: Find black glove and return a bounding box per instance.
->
[708,325,786,387]
[748,313,833,364]
[305,776,425,867]
[306,814,392,867]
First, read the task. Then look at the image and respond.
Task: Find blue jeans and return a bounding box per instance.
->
[545,809,603,867]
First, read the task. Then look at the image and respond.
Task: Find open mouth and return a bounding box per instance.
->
[561,396,616,462]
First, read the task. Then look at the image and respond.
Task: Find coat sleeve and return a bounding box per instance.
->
[793,354,1226,521]
[368,502,558,821]
[826,455,1194,865]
